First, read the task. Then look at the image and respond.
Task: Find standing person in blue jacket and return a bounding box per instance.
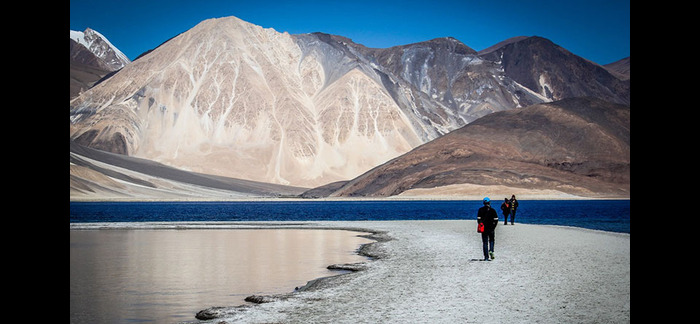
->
[477,197,499,261]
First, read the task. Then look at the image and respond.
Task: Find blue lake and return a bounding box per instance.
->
[69,200,630,233]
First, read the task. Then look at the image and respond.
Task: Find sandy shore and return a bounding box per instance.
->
[166,220,630,323]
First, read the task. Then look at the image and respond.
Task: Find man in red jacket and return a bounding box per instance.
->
[477,197,499,261]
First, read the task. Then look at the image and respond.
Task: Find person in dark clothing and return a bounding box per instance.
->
[509,195,519,225]
[500,198,510,225]
[477,197,499,261]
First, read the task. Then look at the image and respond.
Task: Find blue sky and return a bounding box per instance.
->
[70,0,629,65]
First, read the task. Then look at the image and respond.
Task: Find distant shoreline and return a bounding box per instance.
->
[69,195,630,203]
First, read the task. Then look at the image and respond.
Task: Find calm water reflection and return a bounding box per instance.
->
[70,229,372,323]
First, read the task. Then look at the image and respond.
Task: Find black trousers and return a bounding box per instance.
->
[505,210,516,224]
[481,230,495,258]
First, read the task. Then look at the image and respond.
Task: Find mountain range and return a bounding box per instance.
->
[69,16,629,200]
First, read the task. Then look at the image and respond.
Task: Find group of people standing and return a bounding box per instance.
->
[476,195,519,261]
[500,195,518,225]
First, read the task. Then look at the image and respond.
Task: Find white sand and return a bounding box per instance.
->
[180,220,630,323]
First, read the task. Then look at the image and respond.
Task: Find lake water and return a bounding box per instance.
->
[70,200,630,233]
[70,228,372,323]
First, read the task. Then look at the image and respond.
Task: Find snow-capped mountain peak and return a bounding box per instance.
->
[70,28,130,70]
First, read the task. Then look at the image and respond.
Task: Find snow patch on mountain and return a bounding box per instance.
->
[70,28,130,70]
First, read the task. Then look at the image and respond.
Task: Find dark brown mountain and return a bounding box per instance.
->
[326,97,630,198]
[479,36,630,106]
[70,39,113,99]
[477,36,528,56]
[604,57,630,80]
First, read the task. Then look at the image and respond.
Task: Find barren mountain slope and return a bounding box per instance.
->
[70,141,307,200]
[70,17,422,187]
[329,97,630,198]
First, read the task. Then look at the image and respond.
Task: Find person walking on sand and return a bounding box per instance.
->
[477,197,499,261]
[509,195,519,225]
[501,198,510,225]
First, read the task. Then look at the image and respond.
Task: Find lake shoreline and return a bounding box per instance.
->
[71,220,630,323]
